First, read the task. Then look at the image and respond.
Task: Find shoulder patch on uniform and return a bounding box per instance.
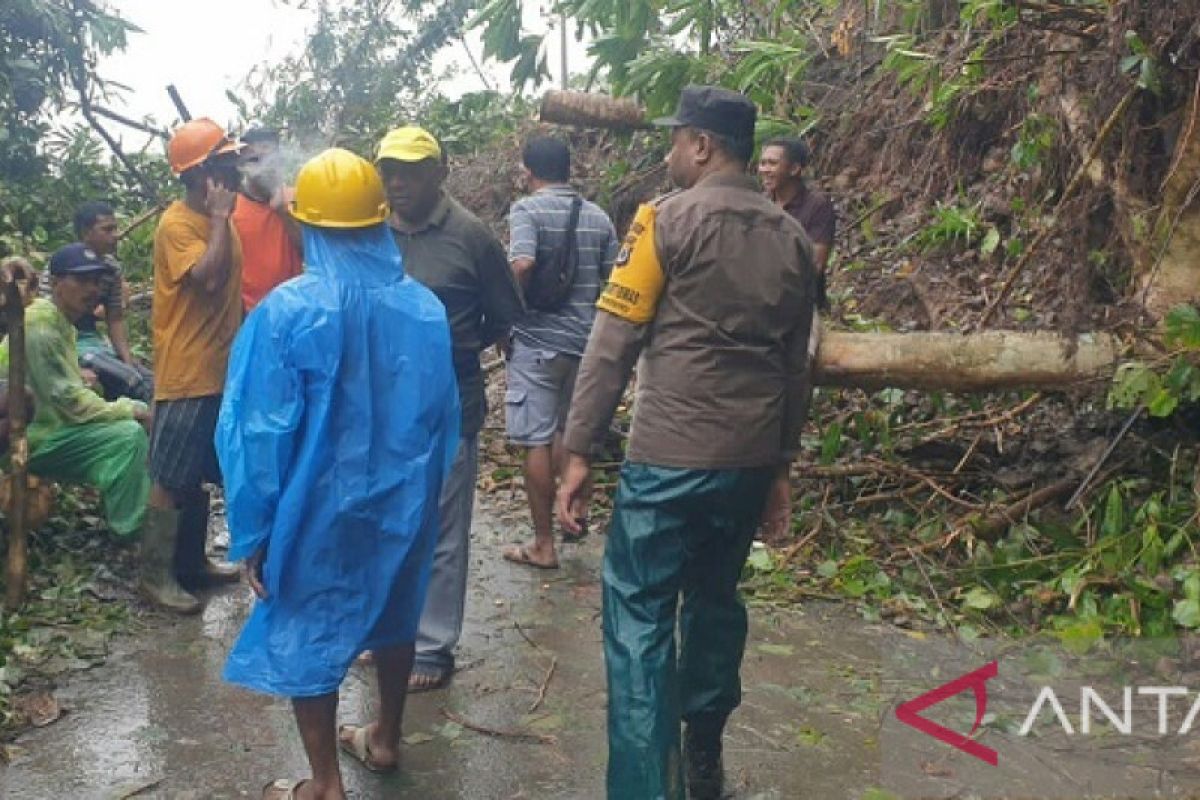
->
[597,203,665,324]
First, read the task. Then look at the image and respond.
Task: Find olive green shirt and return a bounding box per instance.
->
[563,172,817,468]
[0,298,146,451]
[390,194,524,436]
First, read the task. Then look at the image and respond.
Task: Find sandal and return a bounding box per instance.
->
[407,663,451,694]
[337,723,396,774]
[560,519,589,544]
[502,544,560,570]
[263,779,308,799]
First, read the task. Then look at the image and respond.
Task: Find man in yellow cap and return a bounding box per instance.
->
[217,148,459,800]
[375,126,523,692]
[145,117,244,614]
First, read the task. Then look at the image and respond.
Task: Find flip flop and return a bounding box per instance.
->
[407,663,451,694]
[337,723,396,774]
[502,544,560,570]
[263,779,307,799]
[560,518,589,544]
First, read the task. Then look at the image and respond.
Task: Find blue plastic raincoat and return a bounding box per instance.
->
[216,223,460,698]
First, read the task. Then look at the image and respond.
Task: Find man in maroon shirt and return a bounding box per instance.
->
[759,137,835,306]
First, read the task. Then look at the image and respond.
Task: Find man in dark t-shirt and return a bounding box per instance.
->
[759,137,835,306]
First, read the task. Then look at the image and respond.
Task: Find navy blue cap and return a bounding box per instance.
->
[652,85,757,142]
[48,243,112,276]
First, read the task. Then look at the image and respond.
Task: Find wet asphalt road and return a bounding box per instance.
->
[1,500,898,800]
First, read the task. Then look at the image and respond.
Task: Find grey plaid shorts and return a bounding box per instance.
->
[148,395,223,491]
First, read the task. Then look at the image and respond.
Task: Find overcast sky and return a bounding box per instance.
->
[98,0,579,138]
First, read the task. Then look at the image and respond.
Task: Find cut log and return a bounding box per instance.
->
[814,330,1120,392]
[540,91,650,131]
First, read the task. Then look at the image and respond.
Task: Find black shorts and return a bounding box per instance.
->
[148,395,223,491]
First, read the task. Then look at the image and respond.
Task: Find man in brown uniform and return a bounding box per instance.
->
[556,86,818,800]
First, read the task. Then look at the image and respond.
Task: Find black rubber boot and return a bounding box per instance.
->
[684,719,725,800]
[176,491,239,590]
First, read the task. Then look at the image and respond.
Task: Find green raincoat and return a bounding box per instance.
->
[0,298,150,536]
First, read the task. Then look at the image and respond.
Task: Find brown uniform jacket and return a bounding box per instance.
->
[562,172,817,469]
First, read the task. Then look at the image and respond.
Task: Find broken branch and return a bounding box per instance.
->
[528,656,558,714]
[440,708,557,745]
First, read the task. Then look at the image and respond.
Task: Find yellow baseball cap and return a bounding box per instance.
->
[376,126,442,163]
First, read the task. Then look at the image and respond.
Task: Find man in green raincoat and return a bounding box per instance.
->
[0,243,151,539]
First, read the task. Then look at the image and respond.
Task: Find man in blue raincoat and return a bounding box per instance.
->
[216,148,460,800]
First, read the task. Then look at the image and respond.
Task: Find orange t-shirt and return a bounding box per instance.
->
[152,200,244,400]
[231,195,303,311]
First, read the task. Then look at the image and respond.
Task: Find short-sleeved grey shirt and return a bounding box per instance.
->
[508,186,619,358]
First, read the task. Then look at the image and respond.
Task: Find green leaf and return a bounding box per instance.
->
[1165,305,1200,348]
[981,226,1001,256]
[962,586,1000,610]
[1054,620,1103,654]
[796,725,827,747]
[819,422,843,465]
[1101,484,1125,538]
[746,546,774,572]
[861,789,901,800]
[1173,598,1200,629]
[757,643,795,657]
[816,560,839,579]
[1147,388,1179,418]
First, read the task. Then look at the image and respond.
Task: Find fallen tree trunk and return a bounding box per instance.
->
[540,90,650,131]
[814,330,1120,391]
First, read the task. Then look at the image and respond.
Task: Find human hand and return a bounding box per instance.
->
[206,178,237,218]
[246,545,269,599]
[555,453,593,536]
[81,367,100,389]
[133,404,152,430]
[759,467,792,540]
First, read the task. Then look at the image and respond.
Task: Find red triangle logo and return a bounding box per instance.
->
[895,660,999,766]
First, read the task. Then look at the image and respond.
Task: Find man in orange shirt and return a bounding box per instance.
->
[146,118,244,614]
[232,128,303,312]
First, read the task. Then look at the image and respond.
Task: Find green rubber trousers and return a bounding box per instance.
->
[603,462,776,800]
[28,418,150,537]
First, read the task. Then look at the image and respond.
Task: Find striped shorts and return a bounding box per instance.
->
[148,395,223,491]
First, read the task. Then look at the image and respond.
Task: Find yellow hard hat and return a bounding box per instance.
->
[376,126,442,163]
[291,148,389,228]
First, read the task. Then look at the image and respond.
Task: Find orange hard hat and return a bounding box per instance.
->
[167,117,242,175]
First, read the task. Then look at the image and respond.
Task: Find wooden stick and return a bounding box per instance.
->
[440,708,557,745]
[166,84,192,122]
[91,105,168,139]
[528,656,558,714]
[118,203,168,241]
[963,477,1077,541]
[3,258,32,610]
[513,619,545,651]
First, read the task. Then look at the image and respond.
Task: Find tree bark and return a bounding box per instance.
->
[540,91,650,131]
[814,330,1119,392]
[1,257,33,610]
[1139,71,1200,320]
